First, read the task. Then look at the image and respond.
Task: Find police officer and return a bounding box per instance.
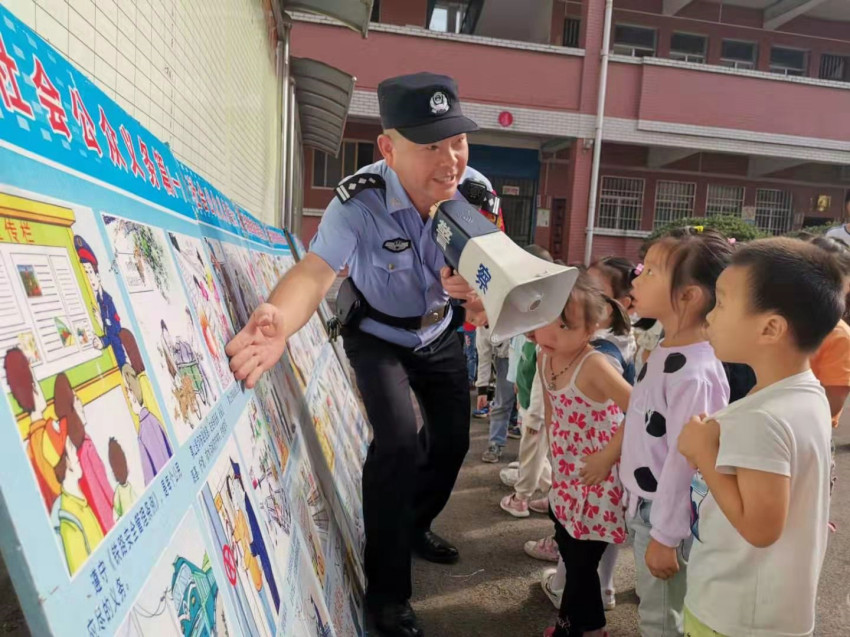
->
[227,72,498,637]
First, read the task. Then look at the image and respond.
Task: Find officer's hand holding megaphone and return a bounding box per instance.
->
[440,266,485,310]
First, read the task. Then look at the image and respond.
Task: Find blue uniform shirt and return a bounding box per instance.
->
[310,160,493,348]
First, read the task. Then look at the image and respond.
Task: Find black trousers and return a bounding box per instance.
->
[551,511,608,636]
[342,326,470,606]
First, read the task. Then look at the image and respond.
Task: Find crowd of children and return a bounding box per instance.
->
[466,227,848,637]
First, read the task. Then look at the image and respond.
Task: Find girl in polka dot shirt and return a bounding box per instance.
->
[620,228,732,637]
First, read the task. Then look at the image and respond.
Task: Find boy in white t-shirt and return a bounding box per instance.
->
[678,238,843,637]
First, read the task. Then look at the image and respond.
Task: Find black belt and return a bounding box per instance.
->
[365,303,451,330]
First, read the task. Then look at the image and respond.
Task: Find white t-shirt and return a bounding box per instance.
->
[825,224,850,245]
[686,370,831,636]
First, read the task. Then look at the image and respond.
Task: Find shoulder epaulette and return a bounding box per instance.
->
[335,173,386,203]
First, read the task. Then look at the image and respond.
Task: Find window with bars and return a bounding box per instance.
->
[706,184,745,217]
[721,40,757,70]
[770,46,808,77]
[563,17,580,48]
[820,54,850,82]
[598,177,644,231]
[670,33,707,63]
[312,141,375,188]
[613,25,656,57]
[755,189,793,235]
[654,181,696,228]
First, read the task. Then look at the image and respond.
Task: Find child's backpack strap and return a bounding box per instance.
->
[591,338,636,385]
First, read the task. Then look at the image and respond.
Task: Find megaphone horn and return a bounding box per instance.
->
[430,200,579,343]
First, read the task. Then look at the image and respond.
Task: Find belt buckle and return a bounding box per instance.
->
[420,309,443,328]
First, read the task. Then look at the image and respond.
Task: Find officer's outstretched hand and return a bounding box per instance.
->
[225,302,287,389]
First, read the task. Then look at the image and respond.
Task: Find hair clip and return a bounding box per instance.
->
[693,225,704,233]
[633,263,644,276]
[728,237,737,245]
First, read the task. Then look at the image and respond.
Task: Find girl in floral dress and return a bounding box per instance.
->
[533,272,632,637]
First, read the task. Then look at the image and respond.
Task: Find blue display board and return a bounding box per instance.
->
[0,6,364,636]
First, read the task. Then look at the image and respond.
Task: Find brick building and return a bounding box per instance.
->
[292,0,850,264]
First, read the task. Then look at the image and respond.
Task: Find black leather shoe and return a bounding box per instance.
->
[366,601,423,637]
[412,530,459,564]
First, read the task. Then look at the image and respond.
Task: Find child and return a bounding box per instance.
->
[586,256,639,610]
[533,272,633,637]
[109,437,138,520]
[587,257,638,383]
[500,335,550,516]
[621,227,732,636]
[501,246,557,517]
[679,238,841,636]
[477,322,515,463]
[807,236,850,428]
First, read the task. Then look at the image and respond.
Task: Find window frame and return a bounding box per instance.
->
[563,17,581,48]
[769,45,808,77]
[755,188,793,235]
[670,31,708,64]
[820,53,850,82]
[705,184,746,218]
[311,139,376,190]
[720,39,758,70]
[612,23,657,58]
[653,180,697,229]
[597,176,646,231]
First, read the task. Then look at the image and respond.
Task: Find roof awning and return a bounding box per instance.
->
[280,0,373,36]
[291,57,356,156]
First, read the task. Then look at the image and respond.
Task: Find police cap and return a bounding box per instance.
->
[378,72,479,144]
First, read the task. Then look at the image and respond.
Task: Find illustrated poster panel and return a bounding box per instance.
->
[101,215,221,445]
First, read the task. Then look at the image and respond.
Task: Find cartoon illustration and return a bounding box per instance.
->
[55,372,115,534]
[232,397,295,581]
[168,232,235,390]
[74,234,127,367]
[202,238,246,332]
[103,214,220,444]
[199,438,280,637]
[0,191,171,578]
[117,512,232,637]
[290,544,335,637]
[160,317,213,427]
[109,437,138,520]
[123,364,172,485]
[4,347,67,510]
[55,438,104,575]
[119,328,167,428]
[293,455,330,584]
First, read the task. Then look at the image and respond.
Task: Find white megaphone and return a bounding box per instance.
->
[431,199,578,343]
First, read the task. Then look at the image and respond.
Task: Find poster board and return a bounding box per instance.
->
[0,6,365,635]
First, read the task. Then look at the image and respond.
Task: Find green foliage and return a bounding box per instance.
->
[796,222,836,237]
[647,215,767,243]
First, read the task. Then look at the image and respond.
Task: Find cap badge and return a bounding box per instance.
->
[429,91,450,115]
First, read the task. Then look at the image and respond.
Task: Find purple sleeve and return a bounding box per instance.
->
[649,376,729,547]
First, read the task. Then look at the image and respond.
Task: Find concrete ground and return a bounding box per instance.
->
[2,413,849,636]
[411,412,850,637]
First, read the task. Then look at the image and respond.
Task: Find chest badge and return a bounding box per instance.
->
[382,238,412,253]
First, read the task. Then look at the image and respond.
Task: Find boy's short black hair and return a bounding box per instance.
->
[732,237,845,352]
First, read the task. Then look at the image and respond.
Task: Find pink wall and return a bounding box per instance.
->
[639,64,850,141]
[291,22,584,110]
[379,0,427,27]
